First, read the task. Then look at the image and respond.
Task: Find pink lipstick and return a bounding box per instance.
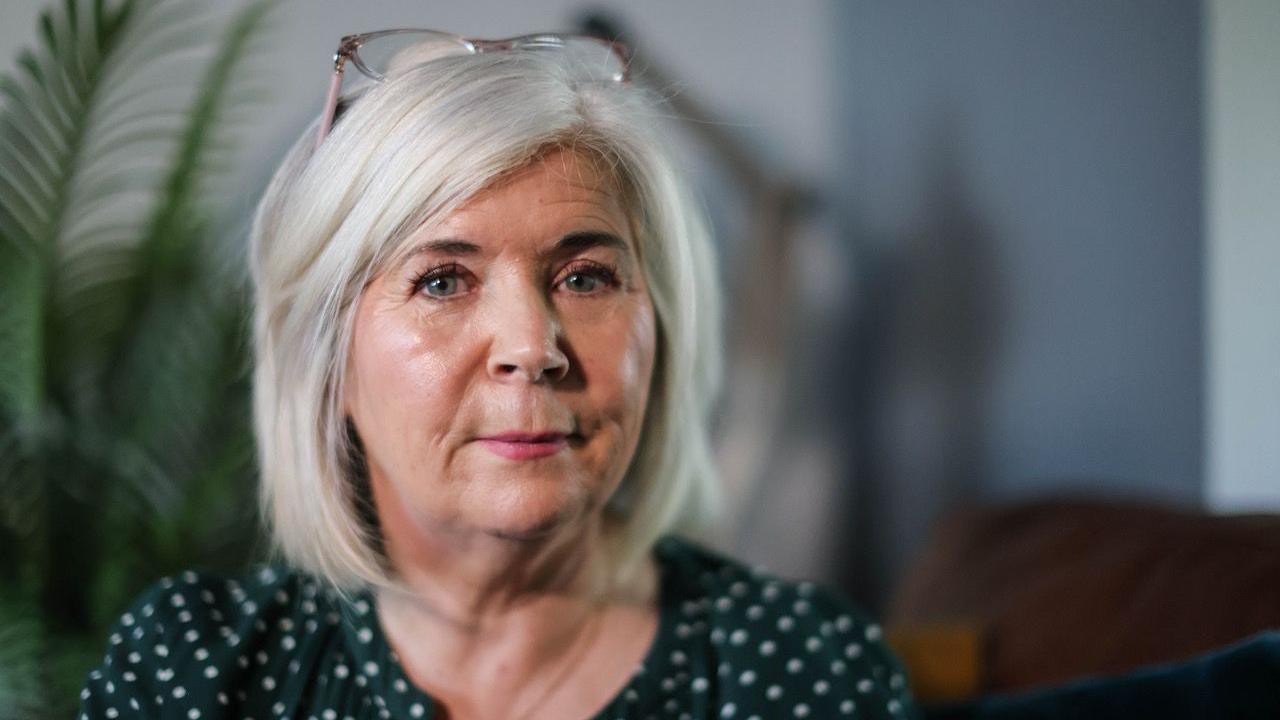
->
[477,432,570,460]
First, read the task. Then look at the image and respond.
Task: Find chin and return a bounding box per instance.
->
[471,477,596,541]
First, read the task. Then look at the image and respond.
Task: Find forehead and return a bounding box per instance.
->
[447,148,628,227]
[378,147,639,273]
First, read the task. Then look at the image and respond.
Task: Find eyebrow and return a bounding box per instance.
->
[399,231,630,263]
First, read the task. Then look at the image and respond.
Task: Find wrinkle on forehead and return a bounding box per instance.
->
[381,144,644,272]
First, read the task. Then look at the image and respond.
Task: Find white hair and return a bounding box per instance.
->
[249,50,724,592]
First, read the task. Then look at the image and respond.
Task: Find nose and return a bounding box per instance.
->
[485,290,570,385]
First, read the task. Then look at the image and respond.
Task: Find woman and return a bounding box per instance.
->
[78,29,915,720]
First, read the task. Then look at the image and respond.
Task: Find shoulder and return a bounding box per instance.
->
[78,566,348,718]
[654,535,917,718]
[655,534,878,634]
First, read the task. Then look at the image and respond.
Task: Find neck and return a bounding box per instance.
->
[371,494,656,712]
[377,508,613,629]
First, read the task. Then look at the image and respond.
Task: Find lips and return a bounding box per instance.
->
[483,431,569,443]
[476,431,575,460]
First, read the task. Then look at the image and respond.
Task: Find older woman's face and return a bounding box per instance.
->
[345,149,656,541]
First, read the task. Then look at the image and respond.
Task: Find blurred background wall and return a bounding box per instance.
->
[831,0,1206,605]
[2,0,1276,611]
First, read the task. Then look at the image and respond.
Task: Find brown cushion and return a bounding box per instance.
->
[886,498,1280,693]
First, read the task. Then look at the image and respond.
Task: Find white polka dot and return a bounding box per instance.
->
[777,616,795,632]
[840,699,856,714]
[794,704,810,718]
[865,624,882,641]
[786,658,804,673]
[729,629,748,645]
[172,686,186,699]
[805,636,822,652]
[813,680,829,695]
[766,685,783,700]
[845,642,863,659]
[363,661,379,676]
[262,677,276,690]
[720,702,737,717]
[393,679,408,693]
[204,666,218,678]
[357,628,373,644]
[188,709,201,719]
[738,670,756,686]
[691,677,709,693]
[334,664,349,679]
[194,648,209,661]
[409,703,425,718]
[857,678,874,693]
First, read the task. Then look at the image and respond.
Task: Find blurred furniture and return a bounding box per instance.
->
[925,631,1280,720]
[885,498,1280,703]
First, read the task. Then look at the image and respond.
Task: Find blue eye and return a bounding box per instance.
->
[413,264,469,298]
[562,272,602,293]
[558,264,619,294]
[424,275,459,297]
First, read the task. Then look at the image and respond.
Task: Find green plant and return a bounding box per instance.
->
[0,0,273,715]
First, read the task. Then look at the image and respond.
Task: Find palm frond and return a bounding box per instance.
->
[0,0,277,713]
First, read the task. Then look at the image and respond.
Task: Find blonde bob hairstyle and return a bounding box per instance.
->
[249,49,724,593]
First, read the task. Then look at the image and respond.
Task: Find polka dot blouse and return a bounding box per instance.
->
[78,536,917,719]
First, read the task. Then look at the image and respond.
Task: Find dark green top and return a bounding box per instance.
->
[78,536,916,719]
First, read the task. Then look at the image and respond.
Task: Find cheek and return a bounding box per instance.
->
[579,295,657,430]
[346,299,464,448]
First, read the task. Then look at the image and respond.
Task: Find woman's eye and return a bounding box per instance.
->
[415,268,468,298]
[558,266,617,294]
[425,276,459,297]
[562,272,602,293]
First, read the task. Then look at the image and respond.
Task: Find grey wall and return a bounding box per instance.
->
[831,1,1204,604]
[1205,0,1280,511]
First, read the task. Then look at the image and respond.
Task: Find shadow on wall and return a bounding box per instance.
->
[832,112,1006,611]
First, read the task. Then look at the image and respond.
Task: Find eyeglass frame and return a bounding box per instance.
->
[314,29,633,150]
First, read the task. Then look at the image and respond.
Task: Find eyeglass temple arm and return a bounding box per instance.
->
[315,50,352,151]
